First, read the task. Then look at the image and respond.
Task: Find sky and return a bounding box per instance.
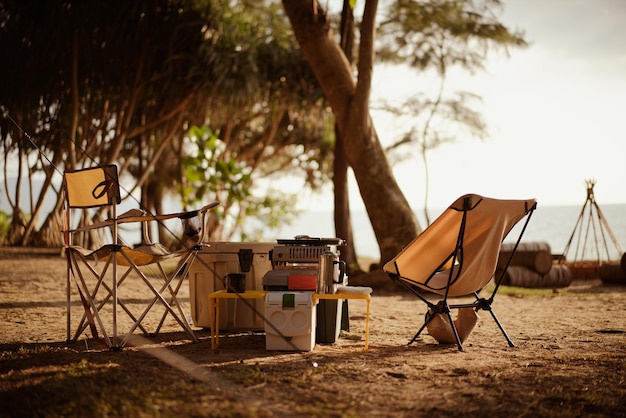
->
[295,0,626,211]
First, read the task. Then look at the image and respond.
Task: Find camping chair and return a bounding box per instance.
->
[62,164,219,350]
[383,194,537,351]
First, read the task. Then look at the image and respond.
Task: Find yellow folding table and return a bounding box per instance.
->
[209,288,372,350]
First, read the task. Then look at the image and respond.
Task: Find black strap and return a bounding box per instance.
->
[92,180,113,200]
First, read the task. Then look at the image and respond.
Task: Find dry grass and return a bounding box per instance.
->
[1,252,625,417]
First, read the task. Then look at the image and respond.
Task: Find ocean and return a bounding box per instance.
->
[271,203,626,261]
[3,178,623,261]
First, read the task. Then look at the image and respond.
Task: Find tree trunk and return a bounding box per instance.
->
[20,154,60,246]
[334,124,360,271]
[334,0,360,273]
[6,138,26,245]
[282,0,421,264]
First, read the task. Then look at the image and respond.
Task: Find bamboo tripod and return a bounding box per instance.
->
[561,179,623,267]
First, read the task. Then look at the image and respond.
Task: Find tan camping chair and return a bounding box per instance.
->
[383,194,537,351]
[62,164,219,350]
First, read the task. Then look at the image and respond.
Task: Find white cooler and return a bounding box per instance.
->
[264,292,316,351]
[188,242,274,329]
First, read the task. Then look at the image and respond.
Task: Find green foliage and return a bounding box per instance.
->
[181,125,248,206]
[180,125,301,240]
[0,210,9,244]
[0,0,328,245]
[377,0,527,72]
[0,0,525,247]
[0,0,208,157]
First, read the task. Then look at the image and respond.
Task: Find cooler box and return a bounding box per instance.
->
[264,292,316,351]
[188,242,274,329]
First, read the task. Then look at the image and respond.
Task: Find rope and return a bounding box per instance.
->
[2,106,306,352]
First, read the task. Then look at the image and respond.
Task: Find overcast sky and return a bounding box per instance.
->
[342,0,626,210]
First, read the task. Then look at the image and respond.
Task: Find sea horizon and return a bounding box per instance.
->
[1,182,624,262]
[270,203,626,261]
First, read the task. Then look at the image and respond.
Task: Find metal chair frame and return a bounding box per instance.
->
[62,164,218,349]
[385,194,537,351]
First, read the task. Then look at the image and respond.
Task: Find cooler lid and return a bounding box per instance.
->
[265,291,314,308]
[199,242,276,253]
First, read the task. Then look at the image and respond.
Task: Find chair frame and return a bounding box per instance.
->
[385,195,537,351]
[62,164,218,350]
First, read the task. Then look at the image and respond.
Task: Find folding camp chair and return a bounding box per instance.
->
[62,164,219,350]
[383,194,537,351]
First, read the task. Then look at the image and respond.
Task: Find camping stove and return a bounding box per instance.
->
[262,236,346,292]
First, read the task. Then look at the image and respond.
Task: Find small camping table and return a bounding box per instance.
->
[208,289,372,350]
[209,289,268,349]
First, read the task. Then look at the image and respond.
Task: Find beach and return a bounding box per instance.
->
[1,250,625,417]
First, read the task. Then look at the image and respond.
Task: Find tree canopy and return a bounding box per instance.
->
[0,0,528,266]
[0,0,331,246]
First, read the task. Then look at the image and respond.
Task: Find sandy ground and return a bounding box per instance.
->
[1,248,625,417]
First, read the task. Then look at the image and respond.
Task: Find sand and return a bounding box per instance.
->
[1,249,625,417]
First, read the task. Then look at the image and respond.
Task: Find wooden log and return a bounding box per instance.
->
[498,241,552,275]
[600,262,626,285]
[501,265,572,289]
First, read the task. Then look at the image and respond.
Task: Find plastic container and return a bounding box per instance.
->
[188,242,274,329]
[316,298,343,344]
[264,292,316,351]
[262,269,318,291]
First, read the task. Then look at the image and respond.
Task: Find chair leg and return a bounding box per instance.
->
[69,253,114,348]
[475,296,514,347]
[66,261,72,343]
[409,322,429,345]
[154,277,188,335]
[410,309,437,345]
[73,265,150,339]
[446,312,464,351]
[487,309,515,347]
[153,255,195,335]
[119,260,199,346]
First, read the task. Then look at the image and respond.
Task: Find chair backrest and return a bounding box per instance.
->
[63,165,121,208]
[62,165,122,248]
[62,165,219,250]
[383,194,537,297]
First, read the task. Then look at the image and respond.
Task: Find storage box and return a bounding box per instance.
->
[264,292,316,351]
[288,273,317,291]
[262,269,318,291]
[188,242,274,329]
[316,298,343,344]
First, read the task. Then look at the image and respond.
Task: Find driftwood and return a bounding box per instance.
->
[498,241,552,275]
[500,264,572,289]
